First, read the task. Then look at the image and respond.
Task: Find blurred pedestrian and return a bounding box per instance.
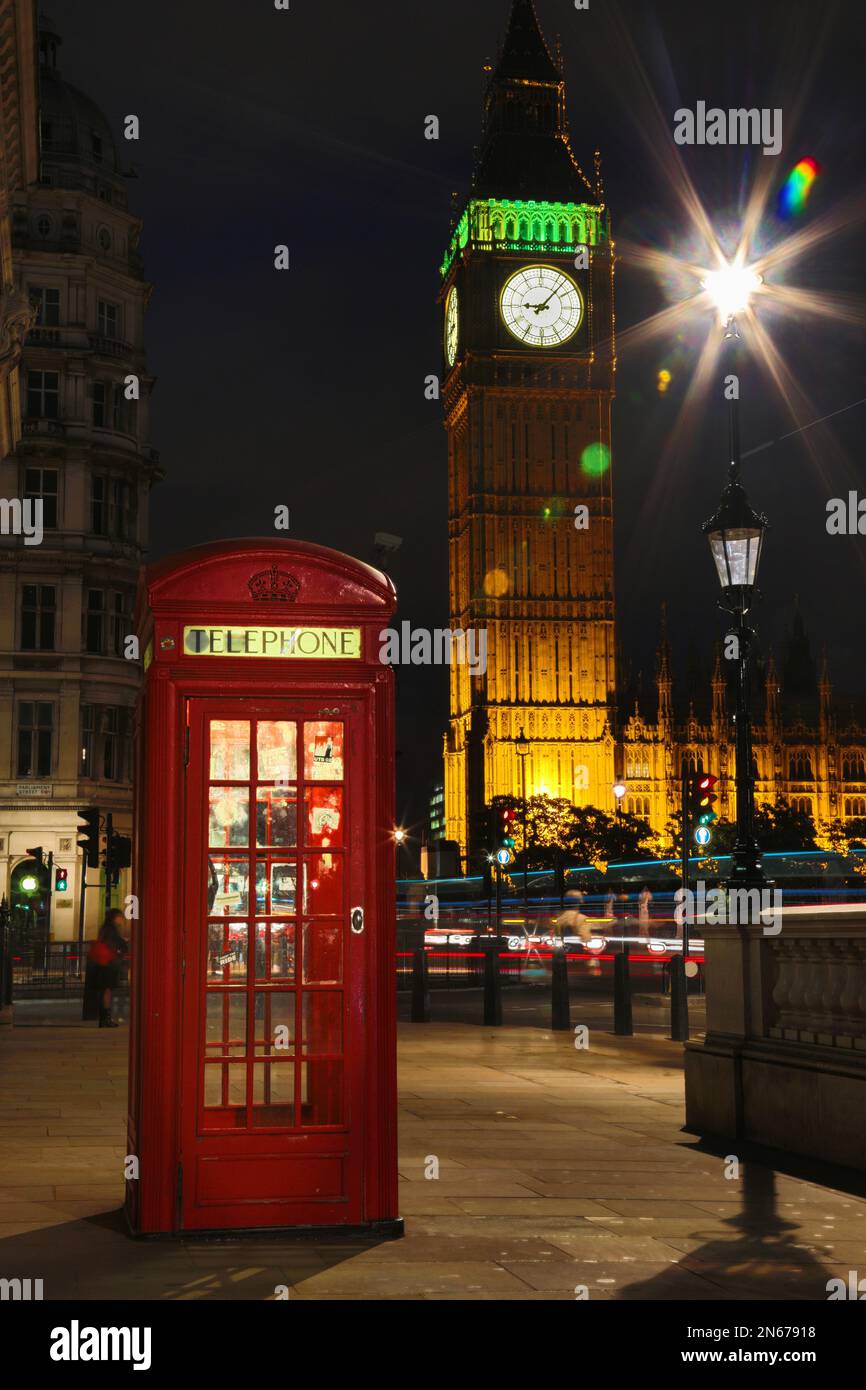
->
[83,909,128,1028]
[637,884,653,939]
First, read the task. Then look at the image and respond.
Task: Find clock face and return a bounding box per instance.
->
[500,265,583,348]
[444,286,459,367]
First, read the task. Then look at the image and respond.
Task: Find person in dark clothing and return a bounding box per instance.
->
[83,909,129,1028]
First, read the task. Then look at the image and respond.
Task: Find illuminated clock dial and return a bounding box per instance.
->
[500,265,583,347]
[444,286,459,367]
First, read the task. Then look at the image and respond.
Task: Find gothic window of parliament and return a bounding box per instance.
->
[789,753,814,780]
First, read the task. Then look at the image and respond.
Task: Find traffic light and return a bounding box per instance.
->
[106,831,132,887]
[77,807,101,869]
[687,773,718,845]
[497,805,516,850]
[55,866,69,892]
[25,845,44,869]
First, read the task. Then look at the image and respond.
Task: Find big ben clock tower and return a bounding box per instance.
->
[441,0,617,861]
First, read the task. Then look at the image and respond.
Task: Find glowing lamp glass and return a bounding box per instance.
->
[702,265,762,323]
[707,525,763,589]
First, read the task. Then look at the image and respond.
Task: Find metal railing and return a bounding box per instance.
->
[9,942,86,997]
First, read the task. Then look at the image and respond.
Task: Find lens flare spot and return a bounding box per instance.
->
[657,368,672,393]
[483,567,510,597]
[580,441,611,476]
[777,157,820,220]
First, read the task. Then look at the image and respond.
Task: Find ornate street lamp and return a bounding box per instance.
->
[701,269,770,890]
[515,728,530,910]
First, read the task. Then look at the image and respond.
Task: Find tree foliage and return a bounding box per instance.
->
[488,794,656,867]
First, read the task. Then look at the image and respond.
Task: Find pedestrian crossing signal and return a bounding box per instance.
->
[55,866,69,892]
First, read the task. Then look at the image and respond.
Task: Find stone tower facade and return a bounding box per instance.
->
[440,0,616,862]
[0,5,159,941]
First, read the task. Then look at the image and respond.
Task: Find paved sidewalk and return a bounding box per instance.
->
[0,1019,864,1300]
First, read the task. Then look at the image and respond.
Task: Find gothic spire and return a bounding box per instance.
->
[474,0,593,200]
[495,0,562,83]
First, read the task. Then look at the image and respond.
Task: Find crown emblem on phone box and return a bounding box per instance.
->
[247,565,300,602]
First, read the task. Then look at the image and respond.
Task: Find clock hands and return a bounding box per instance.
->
[527,275,569,314]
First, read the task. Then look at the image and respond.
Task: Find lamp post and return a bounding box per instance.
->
[612,779,627,860]
[516,728,530,911]
[700,267,769,891]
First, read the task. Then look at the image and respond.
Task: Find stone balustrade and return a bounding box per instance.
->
[768,935,866,1048]
[685,904,866,1170]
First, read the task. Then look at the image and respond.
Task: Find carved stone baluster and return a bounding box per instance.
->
[785,941,810,1037]
[802,941,830,1040]
[837,941,864,1042]
[820,943,847,1045]
[770,942,794,1038]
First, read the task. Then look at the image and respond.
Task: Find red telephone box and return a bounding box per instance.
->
[126,538,402,1237]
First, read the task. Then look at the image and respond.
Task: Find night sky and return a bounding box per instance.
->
[46,0,866,838]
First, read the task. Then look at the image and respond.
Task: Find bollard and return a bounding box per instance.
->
[410,946,431,1023]
[613,937,633,1036]
[669,953,689,1041]
[482,936,502,1026]
[551,943,571,1031]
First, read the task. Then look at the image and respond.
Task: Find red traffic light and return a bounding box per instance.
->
[687,772,719,828]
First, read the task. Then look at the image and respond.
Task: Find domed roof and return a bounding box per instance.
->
[38,15,121,184]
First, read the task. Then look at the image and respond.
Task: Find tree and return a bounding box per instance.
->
[489,794,657,870]
[752,799,818,851]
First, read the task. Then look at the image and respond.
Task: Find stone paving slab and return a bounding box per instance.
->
[0,1017,865,1300]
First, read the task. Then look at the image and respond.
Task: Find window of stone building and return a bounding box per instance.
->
[91,385,136,437]
[96,225,112,252]
[20,584,56,651]
[91,474,136,538]
[845,797,866,818]
[789,753,814,780]
[97,298,120,338]
[843,756,866,780]
[24,468,58,529]
[26,369,59,418]
[29,286,60,327]
[91,381,107,427]
[16,702,53,778]
[112,388,136,436]
[35,214,53,238]
[84,588,129,655]
[110,591,127,656]
[85,589,105,653]
[81,704,131,782]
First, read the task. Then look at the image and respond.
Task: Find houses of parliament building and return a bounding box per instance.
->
[440,0,866,859]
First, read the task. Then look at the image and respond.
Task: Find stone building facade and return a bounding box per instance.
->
[0,5,158,941]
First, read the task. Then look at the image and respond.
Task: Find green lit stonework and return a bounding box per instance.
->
[440,197,607,279]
